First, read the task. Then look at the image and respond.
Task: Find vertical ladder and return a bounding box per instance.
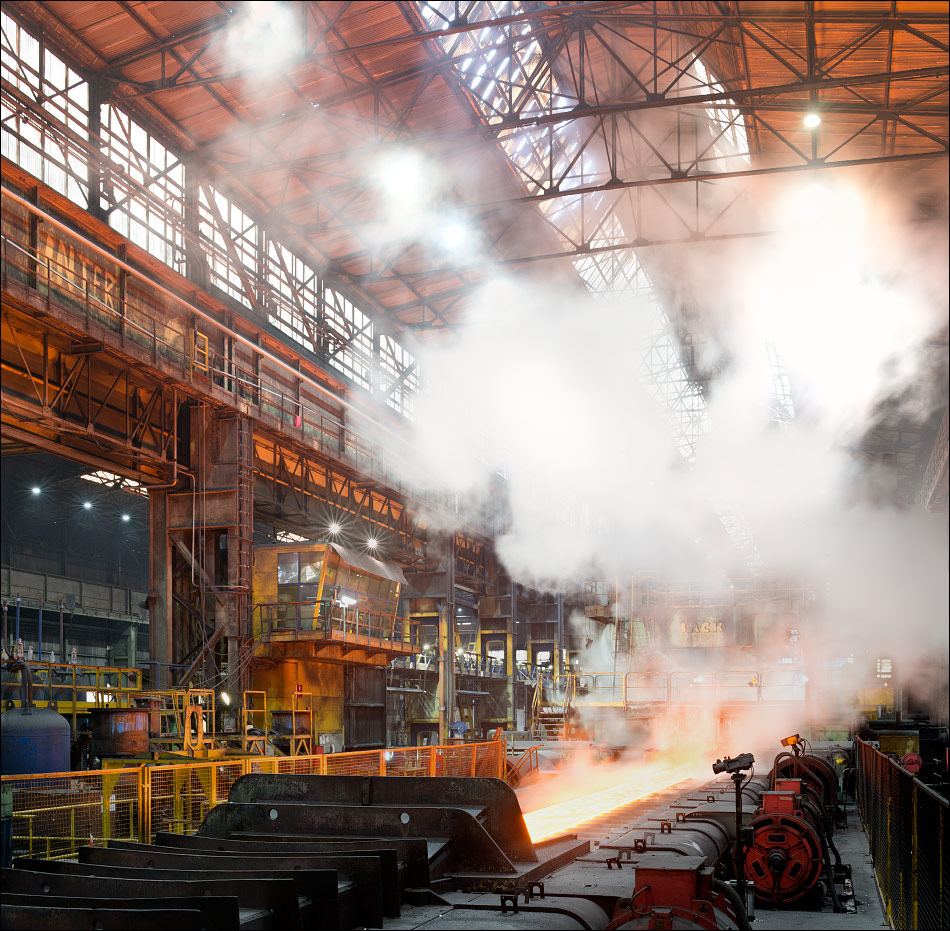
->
[234,414,254,597]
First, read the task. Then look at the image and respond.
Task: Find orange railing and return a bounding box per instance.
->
[251,600,418,651]
[506,745,540,787]
[1,739,507,857]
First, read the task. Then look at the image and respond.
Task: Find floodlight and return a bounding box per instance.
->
[442,221,468,248]
[803,113,821,128]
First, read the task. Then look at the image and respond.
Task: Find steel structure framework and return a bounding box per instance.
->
[5,1,943,493]
[3,1,945,332]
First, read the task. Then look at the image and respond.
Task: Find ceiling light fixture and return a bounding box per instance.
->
[803,112,821,128]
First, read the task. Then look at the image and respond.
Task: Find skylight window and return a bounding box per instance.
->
[1,11,88,206]
[276,530,309,543]
[417,0,764,568]
[80,471,148,496]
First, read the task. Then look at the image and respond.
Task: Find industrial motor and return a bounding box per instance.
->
[606,854,750,930]
[745,781,824,904]
[617,747,847,911]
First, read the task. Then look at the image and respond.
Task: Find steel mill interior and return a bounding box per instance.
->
[0,2,948,930]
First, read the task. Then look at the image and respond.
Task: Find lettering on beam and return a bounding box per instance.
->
[39,228,120,313]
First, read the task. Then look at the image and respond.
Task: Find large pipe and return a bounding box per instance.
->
[7,659,35,708]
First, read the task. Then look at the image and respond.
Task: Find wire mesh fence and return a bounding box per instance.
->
[385,747,434,777]
[2,740,506,854]
[856,738,948,931]
[2,767,142,860]
[144,760,245,840]
[324,750,386,776]
[438,744,477,777]
[474,740,504,777]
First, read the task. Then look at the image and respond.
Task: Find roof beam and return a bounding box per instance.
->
[482,65,949,133]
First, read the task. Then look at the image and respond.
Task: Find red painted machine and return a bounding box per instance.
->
[745,784,824,904]
[606,855,748,930]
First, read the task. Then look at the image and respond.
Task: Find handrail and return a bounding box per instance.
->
[1,570,147,618]
[546,668,804,708]
[0,186,398,441]
[506,745,540,786]
[0,660,142,709]
[251,600,415,648]
[0,230,389,475]
[0,189,502,539]
[562,673,577,720]
[530,678,543,738]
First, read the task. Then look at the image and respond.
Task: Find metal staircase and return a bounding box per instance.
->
[531,674,582,740]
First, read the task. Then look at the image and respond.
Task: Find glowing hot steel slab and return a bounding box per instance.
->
[522,765,696,843]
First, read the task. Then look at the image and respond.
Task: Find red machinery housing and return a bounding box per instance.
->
[604,742,850,919]
[606,855,748,931]
[745,784,824,904]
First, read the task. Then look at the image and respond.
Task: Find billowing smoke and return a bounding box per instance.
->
[219,1,302,78]
[208,4,948,726]
[398,165,948,720]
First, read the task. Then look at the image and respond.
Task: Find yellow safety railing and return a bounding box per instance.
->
[856,738,947,930]
[1,767,143,861]
[551,669,802,708]
[2,739,507,855]
[530,678,543,738]
[1,661,142,711]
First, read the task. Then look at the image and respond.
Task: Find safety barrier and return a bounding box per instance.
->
[1,767,142,861]
[253,600,417,652]
[0,661,143,710]
[547,669,808,708]
[856,738,948,930]
[506,745,540,786]
[2,739,506,856]
[144,759,245,841]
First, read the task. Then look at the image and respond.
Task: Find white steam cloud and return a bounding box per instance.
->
[208,0,948,722]
[220,2,302,78]
[399,169,948,690]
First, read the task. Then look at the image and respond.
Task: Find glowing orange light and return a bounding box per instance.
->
[522,764,695,842]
